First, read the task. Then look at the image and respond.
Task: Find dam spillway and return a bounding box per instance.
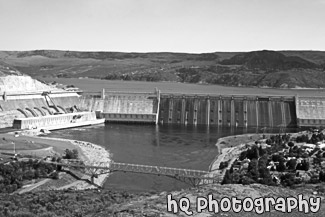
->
[158,94,297,127]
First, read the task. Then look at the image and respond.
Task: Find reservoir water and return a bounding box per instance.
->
[47,124,297,192]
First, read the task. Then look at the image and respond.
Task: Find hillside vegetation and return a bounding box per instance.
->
[0,183,323,217]
[1,50,325,88]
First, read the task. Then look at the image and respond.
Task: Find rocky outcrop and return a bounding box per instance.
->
[0,75,56,93]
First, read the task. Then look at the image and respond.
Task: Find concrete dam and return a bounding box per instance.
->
[82,89,301,128]
[0,75,320,129]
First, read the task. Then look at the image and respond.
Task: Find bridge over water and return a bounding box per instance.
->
[45,160,220,187]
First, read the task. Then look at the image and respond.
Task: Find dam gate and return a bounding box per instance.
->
[159,94,297,128]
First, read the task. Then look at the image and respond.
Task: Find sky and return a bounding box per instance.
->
[0,0,324,53]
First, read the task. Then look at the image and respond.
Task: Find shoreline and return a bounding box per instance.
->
[34,135,112,189]
[207,131,312,183]
[0,130,112,191]
[207,133,268,182]
[209,133,266,169]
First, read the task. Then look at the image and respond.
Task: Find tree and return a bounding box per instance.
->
[50,172,59,180]
[258,146,266,156]
[280,173,296,187]
[319,171,325,182]
[277,160,286,172]
[319,133,324,141]
[241,176,255,185]
[288,142,294,148]
[219,161,228,170]
[297,160,309,171]
[272,154,284,162]
[247,159,259,181]
[222,170,232,184]
[63,149,79,159]
[239,151,247,161]
[246,146,259,160]
[286,159,297,170]
[266,139,272,145]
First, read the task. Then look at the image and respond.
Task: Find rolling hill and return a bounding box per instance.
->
[1,49,325,88]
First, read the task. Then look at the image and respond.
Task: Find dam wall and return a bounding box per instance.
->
[103,91,158,114]
[102,90,159,123]
[158,94,297,127]
[79,96,105,112]
[296,96,325,127]
[80,90,297,127]
[79,89,160,124]
[5,85,323,129]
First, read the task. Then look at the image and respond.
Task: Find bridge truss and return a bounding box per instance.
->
[47,160,219,187]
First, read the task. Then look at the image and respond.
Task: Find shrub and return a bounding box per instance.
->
[63,149,78,160]
[219,161,228,170]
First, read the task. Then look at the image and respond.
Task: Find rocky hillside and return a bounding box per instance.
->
[1,50,325,88]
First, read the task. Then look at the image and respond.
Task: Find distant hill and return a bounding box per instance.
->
[219,50,319,70]
[0,49,325,88]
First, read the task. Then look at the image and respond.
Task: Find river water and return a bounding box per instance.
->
[47,124,297,193]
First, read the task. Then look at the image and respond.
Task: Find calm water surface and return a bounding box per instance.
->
[48,124,297,192]
[41,77,325,96]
